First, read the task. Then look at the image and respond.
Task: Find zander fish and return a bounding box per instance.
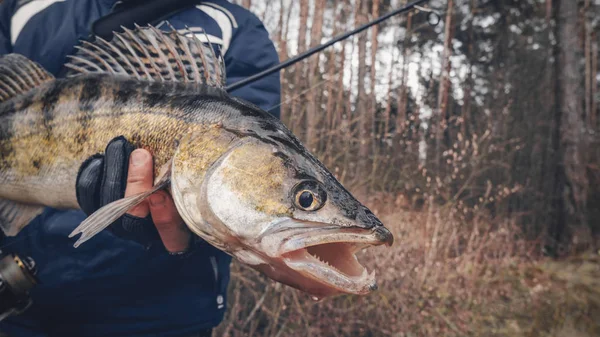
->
[0,26,393,298]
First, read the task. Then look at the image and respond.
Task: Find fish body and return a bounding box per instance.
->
[0,26,393,298]
[1,74,248,209]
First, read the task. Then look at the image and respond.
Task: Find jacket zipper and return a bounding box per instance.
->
[209,255,224,309]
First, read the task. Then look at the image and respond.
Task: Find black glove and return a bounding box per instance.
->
[76,136,161,246]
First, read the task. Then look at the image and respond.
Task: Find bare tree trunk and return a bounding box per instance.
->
[278,0,292,125]
[558,0,588,218]
[592,33,598,129]
[305,0,326,151]
[327,31,348,163]
[368,0,380,189]
[295,0,309,70]
[383,29,397,143]
[323,0,341,155]
[369,0,379,127]
[397,9,412,139]
[435,0,454,169]
[552,0,589,249]
[342,41,354,184]
[282,1,293,62]
[276,0,286,58]
[356,0,370,194]
[290,1,310,134]
[344,4,356,162]
[461,0,476,139]
[584,0,592,127]
[424,55,437,167]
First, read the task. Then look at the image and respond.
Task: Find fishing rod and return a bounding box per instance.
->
[226,0,437,92]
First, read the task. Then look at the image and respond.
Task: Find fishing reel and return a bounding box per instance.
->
[0,250,38,322]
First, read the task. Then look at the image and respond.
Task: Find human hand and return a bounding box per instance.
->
[76,136,192,253]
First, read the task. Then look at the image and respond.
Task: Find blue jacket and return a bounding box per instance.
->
[0,1,280,336]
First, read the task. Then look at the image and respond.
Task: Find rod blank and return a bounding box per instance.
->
[225,0,430,92]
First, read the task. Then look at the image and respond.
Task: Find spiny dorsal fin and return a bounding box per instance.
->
[0,54,54,103]
[65,24,226,88]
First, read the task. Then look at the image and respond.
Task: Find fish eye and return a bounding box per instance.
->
[293,181,327,211]
[298,190,315,209]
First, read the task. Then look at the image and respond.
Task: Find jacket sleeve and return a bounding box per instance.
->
[224,14,281,119]
[0,0,14,54]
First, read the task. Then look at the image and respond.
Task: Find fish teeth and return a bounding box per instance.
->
[310,252,345,274]
[315,254,338,270]
[314,254,328,266]
[360,268,376,281]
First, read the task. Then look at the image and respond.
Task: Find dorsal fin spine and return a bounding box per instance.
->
[0,54,55,103]
[0,87,11,100]
[32,63,48,82]
[118,26,155,80]
[63,63,89,75]
[114,30,152,81]
[98,35,141,79]
[148,26,179,81]
[68,53,105,72]
[175,28,200,82]
[6,68,26,90]
[110,36,143,79]
[194,29,211,85]
[13,65,33,88]
[81,40,127,74]
[1,74,21,94]
[183,25,202,83]
[201,28,223,86]
[0,79,17,96]
[122,27,164,81]
[23,63,42,85]
[143,26,176,81]
[161,24,188,80]
[64,23,226,87]
[74,45,112,72]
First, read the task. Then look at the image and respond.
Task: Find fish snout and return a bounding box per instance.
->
[354,207,392,245]
[357,207,384,228]
[373,226,394,247]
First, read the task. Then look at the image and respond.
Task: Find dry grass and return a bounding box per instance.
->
[213,198,600,337]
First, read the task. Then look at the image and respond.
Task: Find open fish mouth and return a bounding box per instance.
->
[272,224,394,295]
[282,242,377,294]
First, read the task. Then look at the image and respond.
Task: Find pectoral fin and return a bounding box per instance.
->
[0,199,45,236]
[69,161,172,248]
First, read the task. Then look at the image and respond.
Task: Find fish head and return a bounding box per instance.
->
[171,132,393,298]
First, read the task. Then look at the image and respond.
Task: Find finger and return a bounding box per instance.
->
[76,155,104,215]
[100,136,135,206]
[124,149,153,217]
[117,214,161,245]
[149,190,191,253]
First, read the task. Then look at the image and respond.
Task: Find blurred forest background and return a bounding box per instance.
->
[215,0,600,336]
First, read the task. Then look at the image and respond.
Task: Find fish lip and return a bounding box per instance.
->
[277,223,393,255]
[262,219,393,295]
[373,226,394,247]
[257,218,394,251]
